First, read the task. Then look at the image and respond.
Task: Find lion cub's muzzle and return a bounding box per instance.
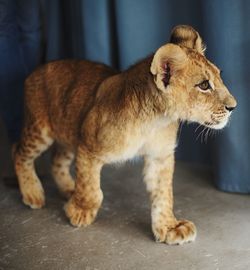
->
[207,94,237,130]
[194,92,237,130]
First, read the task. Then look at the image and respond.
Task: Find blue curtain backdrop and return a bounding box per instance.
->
[42,0,250,193]
[0,0,42,142]
[1,0,249,193]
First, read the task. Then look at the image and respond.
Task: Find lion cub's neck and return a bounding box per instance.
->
[121,57,178,123]
[97,56,178,126]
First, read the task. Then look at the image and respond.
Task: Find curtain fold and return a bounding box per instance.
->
[43,0,250,193]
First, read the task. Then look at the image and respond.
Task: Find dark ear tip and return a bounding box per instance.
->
[170,25,197,46]
[171,25,197,32]
[170,25,205,54]
[172,25,191,29]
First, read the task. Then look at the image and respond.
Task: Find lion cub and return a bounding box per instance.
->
[14,25,236,245]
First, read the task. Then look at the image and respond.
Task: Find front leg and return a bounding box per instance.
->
[64,146,104,227]
[143,154,196,245]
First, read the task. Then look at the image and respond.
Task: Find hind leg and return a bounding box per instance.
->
[52,145,75,199]
[14,122,53,209]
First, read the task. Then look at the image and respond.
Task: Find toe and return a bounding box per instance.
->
[165,220,197,245]
[64,199,98,227]
[22,191,45,209]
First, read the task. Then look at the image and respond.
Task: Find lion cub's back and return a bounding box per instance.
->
[24,59,117,146]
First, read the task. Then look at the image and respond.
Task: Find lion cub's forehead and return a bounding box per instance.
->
[187,50,220,77]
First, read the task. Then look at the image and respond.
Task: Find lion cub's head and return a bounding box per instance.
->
[151,25,237,129]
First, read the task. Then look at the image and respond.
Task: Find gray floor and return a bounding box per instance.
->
[1,123,250,270]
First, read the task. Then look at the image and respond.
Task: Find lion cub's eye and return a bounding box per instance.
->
[196,80,211,91]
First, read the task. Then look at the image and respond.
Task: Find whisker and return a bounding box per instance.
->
[211,129,216,139]
[205,127,211,144]
[195,124,203,133]
[196,127,203,141]
[202,127,208,144]
[177,120,185,144]
[196,125,207,143]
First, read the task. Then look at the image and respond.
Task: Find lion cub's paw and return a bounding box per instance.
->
[21,183,45,209]
[64,198,98,227]
[154,220,196,245]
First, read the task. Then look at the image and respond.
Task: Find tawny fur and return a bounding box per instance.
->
[14,25,237,245]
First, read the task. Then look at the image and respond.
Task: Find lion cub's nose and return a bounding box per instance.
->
[224,95,237,112]
[225,105,236,112]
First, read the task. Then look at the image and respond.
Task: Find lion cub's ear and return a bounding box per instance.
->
[170,25,206,55]
[150,43,187,92]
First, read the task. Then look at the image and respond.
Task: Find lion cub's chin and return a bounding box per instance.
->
[204,119,229,130]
